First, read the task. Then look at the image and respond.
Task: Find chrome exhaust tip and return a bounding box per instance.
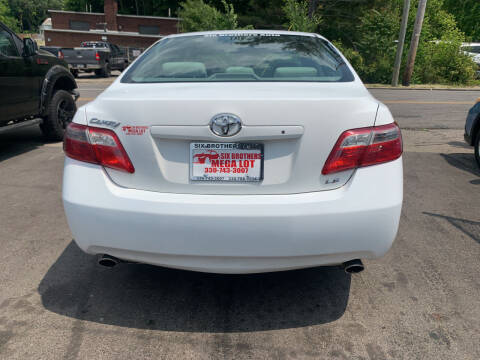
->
[98,254,120,268]
[343,259,364,274]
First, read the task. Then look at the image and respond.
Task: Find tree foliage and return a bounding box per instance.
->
[0,0,18,31]
[318,0,476,84]
[443,0,480,41]
[3,0,63,32]
[283,0,320,32]
[64,0,103,13]
[178,0,251,32]
[1,0,476,84]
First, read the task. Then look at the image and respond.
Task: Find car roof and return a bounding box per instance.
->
[163,30,327,41]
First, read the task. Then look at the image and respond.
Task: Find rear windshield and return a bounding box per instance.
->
[121,34,354,83]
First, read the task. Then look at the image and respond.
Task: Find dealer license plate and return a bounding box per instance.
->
[190,143,263,182]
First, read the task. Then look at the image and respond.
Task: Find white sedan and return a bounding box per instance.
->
[62,30,403,274]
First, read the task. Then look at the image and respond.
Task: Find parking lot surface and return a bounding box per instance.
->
[0,77,479,359]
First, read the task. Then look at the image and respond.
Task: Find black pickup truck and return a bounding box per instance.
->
[0,21,78,141]
[62,41,129,77]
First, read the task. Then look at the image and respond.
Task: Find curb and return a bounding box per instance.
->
[366,86,480,91]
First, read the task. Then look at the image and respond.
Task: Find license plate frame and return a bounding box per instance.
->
[190,142,264,182]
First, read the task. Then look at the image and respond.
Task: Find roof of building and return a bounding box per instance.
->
[43,28,166,38]
[48,9,180,21]
[41,18,52,26]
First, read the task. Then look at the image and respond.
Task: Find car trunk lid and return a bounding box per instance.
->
[85,82,379,195]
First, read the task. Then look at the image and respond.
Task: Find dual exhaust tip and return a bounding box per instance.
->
[98,254,365,274]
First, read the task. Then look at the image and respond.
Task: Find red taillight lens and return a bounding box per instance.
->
[58,50,64,60]
[322,123,402,175]
[95,52,100,61]
[64,123,135,173]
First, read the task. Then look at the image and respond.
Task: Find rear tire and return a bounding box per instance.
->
[40,90,76,141]
[475,129,480,168]
[101,63,111,78]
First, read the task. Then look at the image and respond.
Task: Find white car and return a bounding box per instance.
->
[62,30,403,274]
[462,43,480,75]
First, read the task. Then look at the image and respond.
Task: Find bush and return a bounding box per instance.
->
[179,0,252,32]
[413,4,477,84]
[283,0,321,33]
[332,41,365,76]
[332,0,477,85]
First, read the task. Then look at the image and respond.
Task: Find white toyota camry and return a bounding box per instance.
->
[62,30,403,274]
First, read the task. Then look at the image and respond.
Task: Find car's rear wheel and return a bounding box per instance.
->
[40,90,77,141]
[475,128,480,168]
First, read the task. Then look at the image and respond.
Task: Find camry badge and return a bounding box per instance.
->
[89,118,120,128]
[210,113,242,137]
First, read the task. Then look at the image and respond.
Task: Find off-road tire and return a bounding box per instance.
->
[475,128,480,168]
[40,90,76,141]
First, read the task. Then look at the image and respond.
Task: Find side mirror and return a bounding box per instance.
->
[22,38,37,57]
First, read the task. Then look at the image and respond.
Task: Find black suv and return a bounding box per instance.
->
[464,99,480,167]
[0,22,78,141]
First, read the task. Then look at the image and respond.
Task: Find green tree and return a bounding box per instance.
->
[237,0,285,29]
[7,0,63,32]
[0,0,19,31]
[413,0,476,83]
[320,0,476,84]
[64,0,103,13]
[283,0,321,32]
[443,0,480,40]
[178,0,250,32]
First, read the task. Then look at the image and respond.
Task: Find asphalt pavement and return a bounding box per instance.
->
[0,77,479,359]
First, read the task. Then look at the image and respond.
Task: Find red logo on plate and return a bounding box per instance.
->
[122,126,148,135]
[193,150,219,164]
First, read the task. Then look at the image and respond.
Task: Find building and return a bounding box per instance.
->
[44,0,179,49]
[39,18,52,40]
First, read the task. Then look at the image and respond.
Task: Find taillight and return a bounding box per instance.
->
[95,52,100,61]
[322,122,402,175]
[58,50,64,60]
[64,123,135,173]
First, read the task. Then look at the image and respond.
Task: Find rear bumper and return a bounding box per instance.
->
[69,64,102,70]
[63,157,403,273]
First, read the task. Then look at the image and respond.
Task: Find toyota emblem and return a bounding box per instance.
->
[210,114,242,137]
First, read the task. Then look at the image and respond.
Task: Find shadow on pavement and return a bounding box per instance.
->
[0,126,46,162]
[440,153,480,178]
[424,212,480,245]
[447,141,471,149]
[76,72,120,80]
[38,242,351,332]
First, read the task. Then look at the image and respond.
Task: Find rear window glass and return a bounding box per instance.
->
[81,42,108,48]
[121,33,354,83]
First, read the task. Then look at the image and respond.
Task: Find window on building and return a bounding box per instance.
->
[138,25,159,35]
[70,20,90,31]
